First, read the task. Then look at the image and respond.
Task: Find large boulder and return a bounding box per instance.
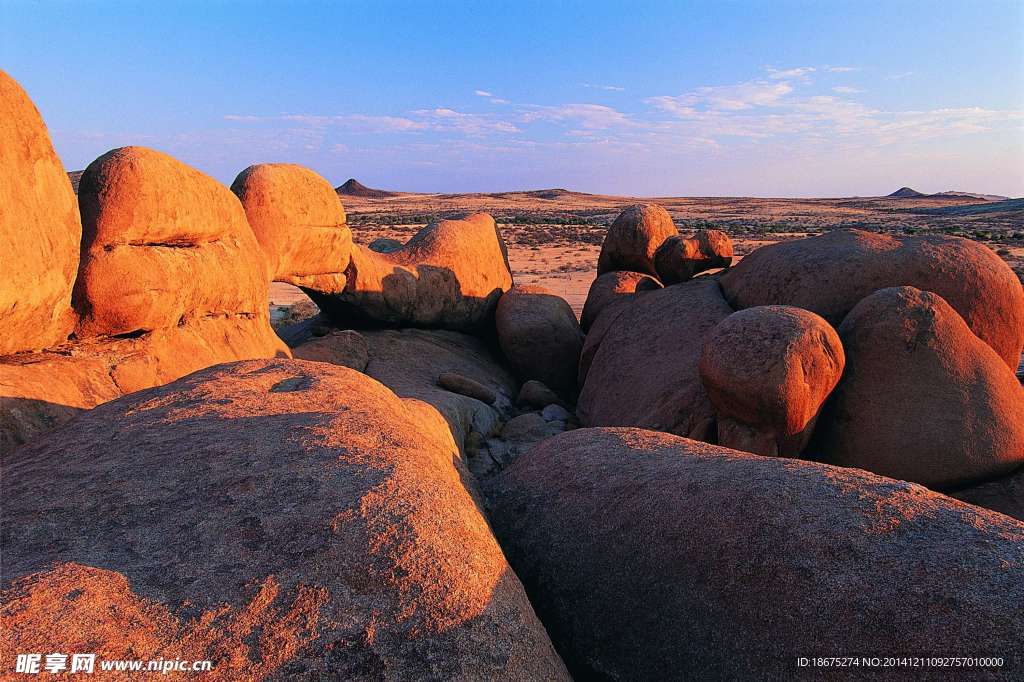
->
[719,229,1024,369]
[496,285,583,398]
[310,213,512,332]
[953,466,1024,523]
[488,427,1024,679]
[579,270,661,332]
[0,70,81,355]
[231,163,352,293]
[596,204,678,276]
[653,229,733,284]
[0,360,569,680]
[812,287,1024,489]
[699,305,844,457]
[577,278,734,440]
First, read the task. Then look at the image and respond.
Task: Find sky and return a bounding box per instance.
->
[2,0,1023,197]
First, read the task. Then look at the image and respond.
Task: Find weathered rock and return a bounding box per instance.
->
[953,466,1024,523]
[295,328,516,451]
[311,213,512,332]
[577,278,734,439]
[813,287,1024,489]
[579,270,662,332]
[699,305,844,457]
[517,380,562,409]
[577,297,633,388]
[292,329,369,372]
[437,372,497,405]
[368,237,403,253]
[0,70,81,355]
[501,412,559,443]
[231,163,352,293]
[596,204,678,276]
[0,360,568,680]
[653,229,733,284]
[488,427,1024,679]
[541,403,572,423]
[496,285,583,398]
[719,229,1024,369]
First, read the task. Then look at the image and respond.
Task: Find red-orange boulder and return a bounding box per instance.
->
[231,163,352,293]
[719,229,1024,369]
[577,278,734,439]
[496,285,583,398]
[312,213,513,331]
[488,427,1024,679]
[596,204,678,276]
[0,360,568,680]
[579,270,661,332]
[812,286,1024,489]
[699,305,844,456]
[654,229,733,284]
[0,70,81,355]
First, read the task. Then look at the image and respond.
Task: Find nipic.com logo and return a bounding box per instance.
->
[13,653,213,675]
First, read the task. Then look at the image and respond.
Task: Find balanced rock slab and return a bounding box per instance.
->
[653,229,733,284]
[812,286,1024,489]
[0,69,81,355]
[311,213,512,332]
[0,360,568,681]
[488,427,1024,679]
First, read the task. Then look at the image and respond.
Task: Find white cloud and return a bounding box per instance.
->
[411,107,520,134]
[474,90,493,97]
[650,80,793,112]
[582,83,626,91]
[888,71,914,80]
[766,66,816,80]
[522,103,634,129]
[824,66,859,73]
[832,86,864,94]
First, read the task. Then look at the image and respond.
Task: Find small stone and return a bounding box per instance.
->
[517,380,562,408]
[541,404,572,422]
[437,372,497,405]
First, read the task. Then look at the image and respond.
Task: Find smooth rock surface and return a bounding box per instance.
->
[653,229,733,284]
[596,204,678,276]
[0,70,81,355]
[488,427,1024,680]
[0,360,569,681]
[812,287,1024,489]
[579,270,662,332]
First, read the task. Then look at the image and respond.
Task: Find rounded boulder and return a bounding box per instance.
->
[812,286,1024,489]
[699,305,845,457]
[596,204,678,276]
[496,285,583,398]
[654,229,734,284]
[579,270,662,332]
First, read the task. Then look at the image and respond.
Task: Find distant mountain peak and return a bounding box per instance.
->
[888,187,925,198]
[336,178,396,198]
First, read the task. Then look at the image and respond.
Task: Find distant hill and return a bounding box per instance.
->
[888,187,926,198]
[887,186,1008,201]
[336,178,397,199]
[910,198,1024,216]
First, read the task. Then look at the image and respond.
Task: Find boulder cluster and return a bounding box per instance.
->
[2,69,1023,678]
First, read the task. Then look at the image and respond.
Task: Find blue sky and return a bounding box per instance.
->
[3,1,1022,196]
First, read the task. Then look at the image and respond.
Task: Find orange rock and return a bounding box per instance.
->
[1,360,569,680]
[720,228,1024,370]
[577,278,734,439]
[0,70,81,355]
[496,285,583,398]
[231,163,352,293]
[699,305,844,456]
[579,270,662,332]
[812,286,1024,489]
[488,427,1024,679]
[654,229,733,284]
[74,147,276,340]
[596,204,678,276]
[312,213,513,331]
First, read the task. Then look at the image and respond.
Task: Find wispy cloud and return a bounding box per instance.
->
[650,79,793,113]
[824,66,859,73]
[522,103,634,129]
[474,89,493,97]
[582,83,626,91]
[832,86,864,94]
[766,66,816,80]
[888,71,914,80]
